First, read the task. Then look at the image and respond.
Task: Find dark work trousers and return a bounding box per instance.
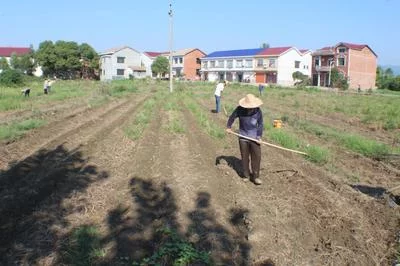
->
[239,138,261,178]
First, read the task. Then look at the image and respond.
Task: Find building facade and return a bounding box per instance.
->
[312,42,377,89]
[0,47,42,76]
[200,48,263,82]
[99,46,150,81]
[200,47,311,85]
[255,47,311,86]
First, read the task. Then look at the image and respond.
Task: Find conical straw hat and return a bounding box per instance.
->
[238,94,263,108]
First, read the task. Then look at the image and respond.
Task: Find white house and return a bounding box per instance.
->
[200,47,312,86]
[200,48,264,82]
[99,46,151,81]
[255,47,312,86]
[0,47,43,77]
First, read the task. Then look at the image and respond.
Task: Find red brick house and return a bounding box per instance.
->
[312,42,377,90]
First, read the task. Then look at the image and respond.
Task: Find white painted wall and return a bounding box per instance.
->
[140,53,153,77]
[100,47,142,81]
[277,49,312,86]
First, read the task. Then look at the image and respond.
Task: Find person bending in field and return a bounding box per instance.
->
[214,80,227,113]
[226,94,264,185]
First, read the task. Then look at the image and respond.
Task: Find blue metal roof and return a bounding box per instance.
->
[204,48,264,58]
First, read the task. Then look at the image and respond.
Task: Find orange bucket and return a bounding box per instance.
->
[273,119,282,128]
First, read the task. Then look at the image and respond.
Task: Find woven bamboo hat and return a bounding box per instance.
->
[238,94,263,108]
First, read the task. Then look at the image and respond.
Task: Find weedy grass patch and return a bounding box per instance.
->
[184,98,225,139]
[61,225,105,266]
[0,119,46,141]
[124,98,157,140]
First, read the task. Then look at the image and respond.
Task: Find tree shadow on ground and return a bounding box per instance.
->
[97,176,251,265]
[351,184,387,199]
[0,144,108,265]
[216,155,244,177]
[351,184,400,206]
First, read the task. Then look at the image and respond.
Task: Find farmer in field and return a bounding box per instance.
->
[43,79,49,94]
[226,94,264,185]
[258,83,265,96]
[214,80,227,113]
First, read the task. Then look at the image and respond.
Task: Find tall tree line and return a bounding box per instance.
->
[0,41,99,80]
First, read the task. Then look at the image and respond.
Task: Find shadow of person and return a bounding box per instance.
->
[186,192,251,265]
[211,109,217,113]
[215,155,244,177]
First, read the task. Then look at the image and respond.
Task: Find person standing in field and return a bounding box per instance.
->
[43,79,49,94]
[214,80,227,113]
[226,94,264,185]
[258,84,265,96]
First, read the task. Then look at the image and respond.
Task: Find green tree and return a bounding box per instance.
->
[78,43,99,79]
[151,56,169,77]
[384,67,394,77]
[35,40,57,77]
[0,57,9,70]
[36,40,98,79]
[0,69,24,86]
[10,48,36,75]
[292,71,310,86]
[260,43,270,49]
[330,67,348,90]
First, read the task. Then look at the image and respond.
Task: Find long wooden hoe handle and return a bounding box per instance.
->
[227,131,308,156]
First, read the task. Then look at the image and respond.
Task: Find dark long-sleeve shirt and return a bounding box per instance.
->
[227,106,263,139]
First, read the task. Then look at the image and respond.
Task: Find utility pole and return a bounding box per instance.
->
[168,1,173,93]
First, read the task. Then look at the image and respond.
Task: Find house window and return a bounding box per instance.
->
[338,48,346,53]
[210,61,215,68]
[117,57,125,63]
[315,58,320,66]
[217,60,224,68]
[174,58,178,64]
[227,60,233,68]
[202,61,208,68]
[295,61,300,68]
[196,58,201,64]
[245,59,252,68]
[117,69,124,75]
[269,59,276,68]
[179,57,183,64]
[257,59,263,67]
[338,57,345,66]
[236,60,243,68]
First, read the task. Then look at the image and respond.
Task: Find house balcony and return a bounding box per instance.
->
[254,64,278,71]
[315,65,333,72]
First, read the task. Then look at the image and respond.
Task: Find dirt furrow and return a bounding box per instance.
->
[193,94,399,265]
[0,94,151,265]
[0,95,148,169]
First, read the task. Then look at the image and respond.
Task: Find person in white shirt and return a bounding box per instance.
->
[214,80,226,113]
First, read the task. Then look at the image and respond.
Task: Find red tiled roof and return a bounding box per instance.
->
[336,42,377,57]
[257,46,292,56]
[0,47,31,57]
[337,42,367,50]
[144,51,165,57]
[299,49,311,54]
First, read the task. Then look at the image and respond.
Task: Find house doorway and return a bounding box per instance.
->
[226,72,233,81]
[218,72,224,81]
[266,72,277,84]
[237,72,243,82]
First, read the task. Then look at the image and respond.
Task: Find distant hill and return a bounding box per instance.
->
[381,65,400,75]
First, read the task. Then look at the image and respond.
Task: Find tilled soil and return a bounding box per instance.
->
[0,89,399,265]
